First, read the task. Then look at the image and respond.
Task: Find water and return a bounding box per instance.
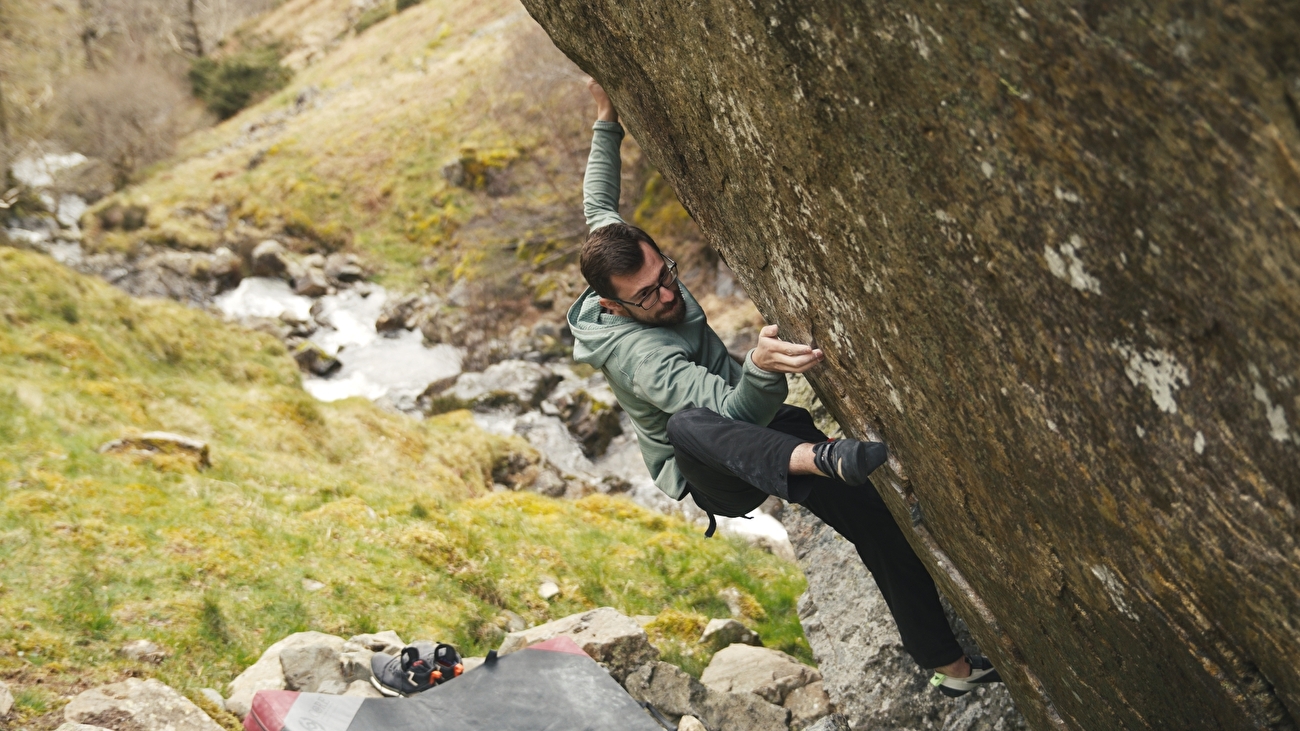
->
[214,278,462,407]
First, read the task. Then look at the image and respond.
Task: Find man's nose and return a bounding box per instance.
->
[658,283,677,305]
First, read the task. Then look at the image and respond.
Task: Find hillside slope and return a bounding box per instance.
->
[0,248,806,728]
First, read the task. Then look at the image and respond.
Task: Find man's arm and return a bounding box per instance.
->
[584,79,626,231]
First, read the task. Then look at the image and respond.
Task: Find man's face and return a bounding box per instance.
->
[601,241,687,326]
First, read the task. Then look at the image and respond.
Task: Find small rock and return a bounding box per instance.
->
[347,630,405,654]
[678,716,707,731]
[209,247,242,292]
[98,431,211,469]
[784,681,832,729]
[301,578,326,592]
[325,253,364,282]
[280,636,348,694]
[802,714,850,731]
[538,581,560,600]
[343,680,383,698]
[120,639,167,663]
[375,294,424,332]
[700,644,821,705]
[198,688,225,711]
[718,587,744,618]
[501,610,527,633]
[293,342,341,376]
[699,618,761,648]
[633,615,657,627]
[293,268,329,297]
[498,607,658,683]
[65,678,223,731]
[226,631,346,718]
[251,240,289,278]
[0,680,12,716]
[624,661,789,731]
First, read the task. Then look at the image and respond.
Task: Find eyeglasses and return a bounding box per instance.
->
[615,255,679,310]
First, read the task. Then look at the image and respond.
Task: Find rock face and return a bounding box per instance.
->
[520,2,1300,729]
[64,678,223,731]
[783,503,1023,730]
[497,606,659,682]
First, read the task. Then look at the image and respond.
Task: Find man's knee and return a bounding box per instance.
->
[666,407,718,447]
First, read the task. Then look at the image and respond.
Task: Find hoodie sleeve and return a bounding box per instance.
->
[631,347,788,426]
[584,120,627,231]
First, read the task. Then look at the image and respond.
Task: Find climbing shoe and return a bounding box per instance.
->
[811,438,888,486]
[370,641,464,697]
[930,655,1002,698]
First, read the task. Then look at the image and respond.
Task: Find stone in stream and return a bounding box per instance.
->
[64,678,222,731]
[520,1,1300,727]
[497,607,657,683]
[433,360,561,413]
[292,341,342,376]
[250,240,289,278]
[293,267,329,297]
[325,253,365,283]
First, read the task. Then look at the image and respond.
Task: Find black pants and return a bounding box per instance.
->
[666,405,964,669]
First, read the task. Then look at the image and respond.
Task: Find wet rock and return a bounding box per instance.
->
[700,644,820,706]
[65,678,222,731]
[375,294,423,332]
[523,1,1300,727]
[120,639,167,663]
[623,661,789,731]
[781,504,1021,730]
[209,247,243,293]
[293,268,329,297]
[99,431,210,469]
[251,240,289,278]
[292,342,341,376]
[325,252,364,282]
[437,360,561,413]
[498,607,658,683]
[698,618,760,649]
[542,368,623,458]
[225,631,346,718]
[280,635,349,694]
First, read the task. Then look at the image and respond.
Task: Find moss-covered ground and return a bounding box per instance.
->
[0,248,807,729]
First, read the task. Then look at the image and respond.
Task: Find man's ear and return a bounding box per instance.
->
[598,297,630,317]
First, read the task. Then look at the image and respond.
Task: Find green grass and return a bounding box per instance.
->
[0,248,807,727]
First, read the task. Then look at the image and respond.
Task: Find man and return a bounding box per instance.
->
[566,79,1002,697]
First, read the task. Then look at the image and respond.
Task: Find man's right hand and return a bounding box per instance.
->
[752,324,825,373]
[586,77,619,123]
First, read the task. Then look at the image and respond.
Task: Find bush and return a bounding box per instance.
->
[189,44,292,120]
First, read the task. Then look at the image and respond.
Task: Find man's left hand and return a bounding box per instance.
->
[752,324,824,373]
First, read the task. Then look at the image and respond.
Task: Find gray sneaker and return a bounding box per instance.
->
[930,655,1002,697]
[370,641,463,697]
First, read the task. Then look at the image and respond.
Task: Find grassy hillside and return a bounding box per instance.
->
[0,248,807,728]
[85,0,606,293]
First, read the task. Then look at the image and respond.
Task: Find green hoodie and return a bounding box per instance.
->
[567,121,788,501]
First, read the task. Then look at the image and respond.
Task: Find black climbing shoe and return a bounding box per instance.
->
[370,641,463,697]
[811,438,888,486]
[930,655,1002,697]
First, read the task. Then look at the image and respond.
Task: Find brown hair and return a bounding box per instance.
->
[580,222,663,300]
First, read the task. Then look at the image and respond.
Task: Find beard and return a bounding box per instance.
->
[628,284,688,326]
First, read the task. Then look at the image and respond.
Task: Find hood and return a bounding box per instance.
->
[565,284,706,369]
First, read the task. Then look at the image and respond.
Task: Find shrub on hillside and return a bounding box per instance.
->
[189,44,292,120]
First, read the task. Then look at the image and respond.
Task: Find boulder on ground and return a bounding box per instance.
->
[98,431,210,469]
[64,678,222,731]
[343,680,383,698]
[699,618,761,649]
[438,360,561,413]
[700,644,820,706]
[325,253,364,282]
[251,240,289,278]
[497,607,658,683]
[280,635,348,694]
[347,630,405,654]
[623,661,790,731]
[225,631,346,718]
[0,680,12,716]
[209,247,242,293]
[119,639,167,663]
[784,681,833,730]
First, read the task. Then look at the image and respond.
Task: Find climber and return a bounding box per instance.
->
[564,78,1002,697]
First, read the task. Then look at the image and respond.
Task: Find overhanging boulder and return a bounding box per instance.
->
[518,2,1300,729]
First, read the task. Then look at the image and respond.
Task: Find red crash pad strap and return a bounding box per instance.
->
[526,635,590,657]
[245,690,301,731]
